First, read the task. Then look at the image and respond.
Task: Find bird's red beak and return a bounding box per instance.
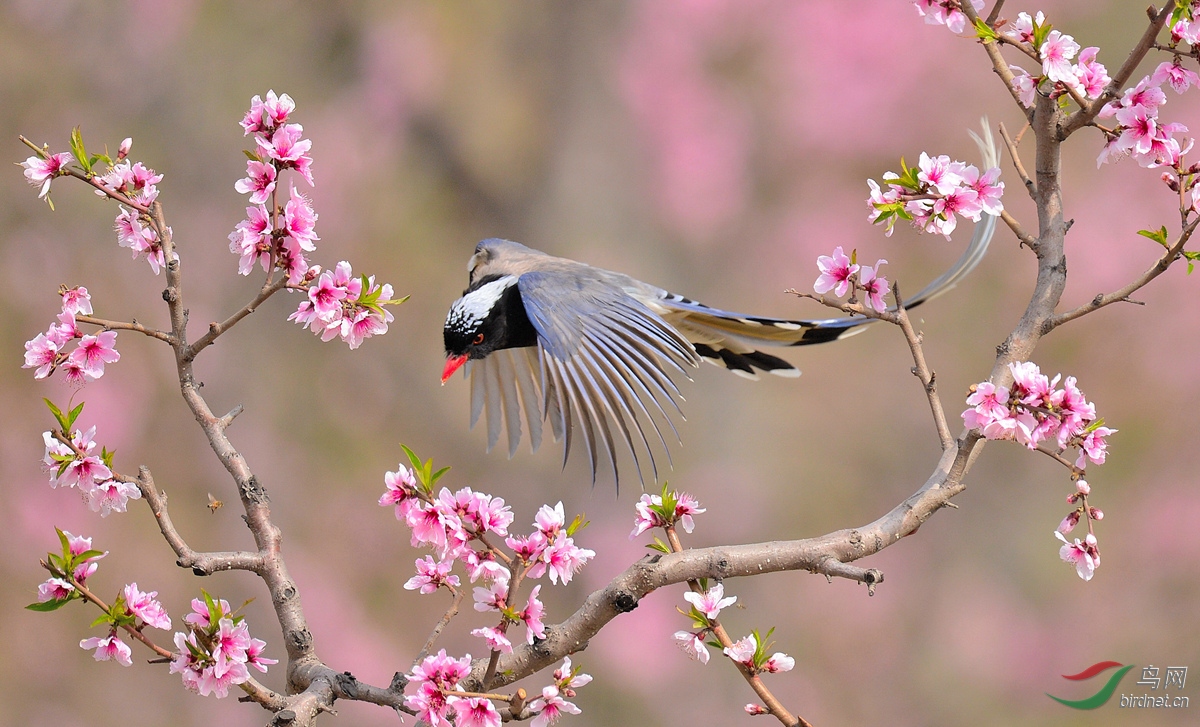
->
[441,354,468,385]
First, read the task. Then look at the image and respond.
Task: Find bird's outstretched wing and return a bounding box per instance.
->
[467,270,700,486]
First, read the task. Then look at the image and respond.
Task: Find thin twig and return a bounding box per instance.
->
[413,587,467,668]
[186,275,290,360]
[998,122,1035,198]
[1000,209,1038,248]
[891,284,954,450]
[75,315,175,344]
[959,3,1035,123]
[1047,217,1200,330]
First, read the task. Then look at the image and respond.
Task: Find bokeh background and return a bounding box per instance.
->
[2,1,1198,725]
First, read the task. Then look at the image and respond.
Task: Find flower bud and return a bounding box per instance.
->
[1075,480,1091,496]
[1088,507,1103,521]
[1067,492,1079,504]
[118,137,132,161]
[1057,510,1081,534]
[1162,172,1179,192]
[745,704,769,716]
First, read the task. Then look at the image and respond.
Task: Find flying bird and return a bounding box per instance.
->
[443,128,999,485]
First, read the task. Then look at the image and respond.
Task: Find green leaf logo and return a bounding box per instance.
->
[1047,662,1135,709]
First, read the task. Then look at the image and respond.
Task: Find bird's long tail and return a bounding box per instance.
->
[661,120,999,378]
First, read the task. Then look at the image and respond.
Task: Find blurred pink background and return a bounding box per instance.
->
[2,1,1198,725]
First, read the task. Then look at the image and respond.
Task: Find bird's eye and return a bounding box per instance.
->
[473,333,485,345]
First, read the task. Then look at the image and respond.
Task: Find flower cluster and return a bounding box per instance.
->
[228,91,318,285]
[78,582,175,667]
[867,152,1004,239]
[287,260,399,349]
[23,287,120,385]
[33,529,106,607]
[962,362,1114,467]
[170,595,277,698]
[673,582,735,665]
[912,0,983,35]
[1097,70,1191,168]
[629,485,705,538]
[229,91,401,349]
[1004,12,1112,109]
[100,150,170,274]
[723,630,795,675]
[405,652,590,727]
[381,450,593,651]
[42,420,140,517]
[811,246,891,313]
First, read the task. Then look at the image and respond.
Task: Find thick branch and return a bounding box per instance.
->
[482,441,976,689]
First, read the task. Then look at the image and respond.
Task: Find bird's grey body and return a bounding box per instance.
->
[444,124,1000,486]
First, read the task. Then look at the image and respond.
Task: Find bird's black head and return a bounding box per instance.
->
[441,274,536,382]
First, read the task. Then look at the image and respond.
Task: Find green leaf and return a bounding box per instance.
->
[242,149,263,162]
[45,398,69,431]
[90,153,113,168]
[1032,20,1053,50]
[1138,226,1170,248]
[647,538,671,554]
[566,514,589,537]
[400,444,423,477]
[380,295,410,306]
[90,612,115,628]
[26,599,72,612]
[429,465,451,486]
[973,17,999,42]
[73,549,106,563]
[67,401,85,430]
[100,446,115,469]
[56,527,71,557]
[69,126,92,174]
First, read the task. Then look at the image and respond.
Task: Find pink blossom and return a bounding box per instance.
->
[241,90,296,135]
[80,632,133,666]
[523,585,546,643]
[1115,104,1158,157]
[283,184,319,251]
[37,577,75,602]
[866,179,902,236]
[406,650,472,725]
[183,596,233,628]
[123,583,172,629]
[246,638,277,672]
[630,493,668,538]
[379,465,419,519]
[211,618,252,678]
[406,497,463,555]
[674,492,705,532]
[966,381,1010,418]
[61,286,93,316]
[1072,47,1110,99]
[535,501,566,536]
[859,260,890,312]
[1010,65,1038,108]
[470,492,515,536]
[22,152,73,198]
[529,685,581,727]
[553,656,592,691]
[473,578,509,613]
[84,479,141,516]
[405,555,460,594]
[918,152,966,195]
[1010,11,1042,45]
[471,626,513,654]
[683,583,736,621]
[506,532,548,569]
[64,530,105,584]
[454,697,502,727]
[68,331,120,379]
[674,630,710,664]
[912,0,982,34]
[257,124,311,163]
[814,246,859,297]
[762,652,795,673]
[58,451,112,490]
[1075,426,1115,468]
[1055,531,1098,581]
[723,635,757,667]
[962,166,1005,216]
[23,334,60,379]
[459,549,509,583]
[1040,30,1080,84]
[542,533,595,585]
[229,205,273,276]
[1172,19,1200,45]
[117,137,132,160]
[234,160,277,205]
